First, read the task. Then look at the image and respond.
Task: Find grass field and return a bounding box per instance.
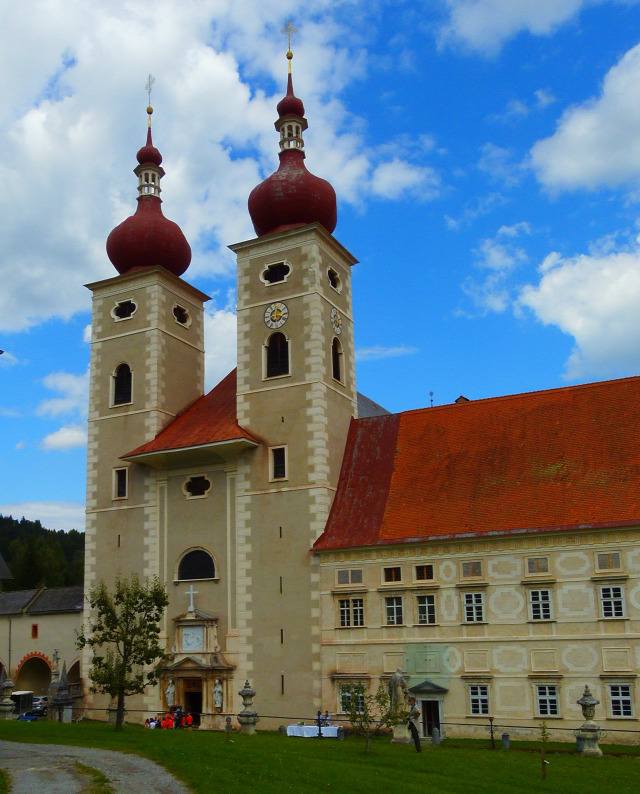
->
[0,720,638,794]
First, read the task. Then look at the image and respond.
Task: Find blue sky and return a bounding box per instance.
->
[2,0,640,532]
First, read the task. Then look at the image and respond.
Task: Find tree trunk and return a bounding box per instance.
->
[115,691,126,730]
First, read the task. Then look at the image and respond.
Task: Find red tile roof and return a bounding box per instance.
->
[124,369,259,457]
[314,376,640,550]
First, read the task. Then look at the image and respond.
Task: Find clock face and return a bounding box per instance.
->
[330,307,343,335]
[264,302,289,329]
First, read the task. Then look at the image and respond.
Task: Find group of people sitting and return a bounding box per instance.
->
[315,710,332,726]
[145,707,194,729]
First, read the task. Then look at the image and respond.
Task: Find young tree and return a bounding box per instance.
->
[76,574,169,730]
[341,681,408,753]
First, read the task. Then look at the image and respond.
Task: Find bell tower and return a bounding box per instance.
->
[230,49,358,719]
[84,104,208,714]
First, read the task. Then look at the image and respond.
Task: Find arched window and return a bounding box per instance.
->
[178,549,216,580]
[112,363,132,405]
[266,332,289,378]
[332,338,343,382]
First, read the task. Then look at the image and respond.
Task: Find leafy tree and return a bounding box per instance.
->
[76,574,169,730]
[341,680,408,753]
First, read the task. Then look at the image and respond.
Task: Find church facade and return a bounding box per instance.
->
[83,54,639,737]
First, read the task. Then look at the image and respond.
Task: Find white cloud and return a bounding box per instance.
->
[0,1,436,334]
[41,423,88,451]
[0,501,85,532]
[0,351,19,366]
[478,143,524,188]
[204,298,238,391]
[370,159,440,200]
[445,191,509,230]
[439,0,609,55]
[463,222,531,312]
[356,345,418,361]
[36,370,89,418]
[531,42,640,191]
[519,240,640,378]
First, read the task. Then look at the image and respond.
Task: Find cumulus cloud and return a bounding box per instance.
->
[356,345,418,361]
[204,298,238,391]
[36,370,89,418]
[519,239,640,378]
[41,423,88,451]
[488,89,556,124]
[0,1,440,333]
[478,143,524,188]
[463,222,531,312]
[531,42,640,191]
[438,0,610,56]
[0,501,85,532]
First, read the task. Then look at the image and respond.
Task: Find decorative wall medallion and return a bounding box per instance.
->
[330,307,342,334]
[264,302,289,329]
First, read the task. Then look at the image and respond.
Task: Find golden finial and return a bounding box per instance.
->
[145,74,155,127]
[281,21,298,73]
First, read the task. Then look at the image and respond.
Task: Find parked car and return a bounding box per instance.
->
[32,696,47,708]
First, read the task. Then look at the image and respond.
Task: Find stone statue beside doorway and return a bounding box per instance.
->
[165,678,176,708]
[388,668,407,711]
[213,679,223,711]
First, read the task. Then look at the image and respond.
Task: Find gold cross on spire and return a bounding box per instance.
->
[145,74,155,125]
[281,20,298,72]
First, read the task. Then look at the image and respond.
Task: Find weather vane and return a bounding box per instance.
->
[145,74,155,125]
[281,20,298,71]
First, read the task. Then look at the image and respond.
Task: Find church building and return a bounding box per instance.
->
[84,51,639,737]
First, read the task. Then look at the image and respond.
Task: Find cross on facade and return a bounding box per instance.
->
[185,584,198,612]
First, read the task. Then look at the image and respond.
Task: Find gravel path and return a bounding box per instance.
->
[0,740,191,793]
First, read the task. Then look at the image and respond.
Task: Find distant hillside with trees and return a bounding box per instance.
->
[0,514,84,591]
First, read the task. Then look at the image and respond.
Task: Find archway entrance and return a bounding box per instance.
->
[183,678,202,726]
[16,656,50,695]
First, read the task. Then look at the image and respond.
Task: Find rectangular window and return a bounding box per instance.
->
[113,467,128,499]
[337,569,363,585]
[383,566,402,583]
[339,685,365,714]
[600,585,625,618]
[415,564,434,581]
[417,594,436,625]
[338,598,364,627]
[271,446,287,480]
[609,685,633,717]
[31,624,38,639]
[462,561,482,578]
[527,557,549,574]
[597,552,621,570]
[385,596,403,625]
[469,684,489,715]
[529,589,552,621]
[464,592,485,622]
[536,685,559,717]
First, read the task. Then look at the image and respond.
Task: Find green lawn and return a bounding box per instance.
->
[0,720,637,794]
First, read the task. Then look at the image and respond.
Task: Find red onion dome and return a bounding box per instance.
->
[136,123,162,166]
[276,73,305,118]
[106,197,191,277]
[248,149,337,236]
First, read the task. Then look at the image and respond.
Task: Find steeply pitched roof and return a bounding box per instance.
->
[0,589,40,615]
[27,586,84,614]
[124,369,260,458]
[315,375,640,550]
[0,553,12,580]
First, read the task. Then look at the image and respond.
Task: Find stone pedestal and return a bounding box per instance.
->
[391,723,411,744]
[576,685,603,758]
[237,680,259,735]
[0,676,16,721]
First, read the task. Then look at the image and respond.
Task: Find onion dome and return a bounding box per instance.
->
[248,50,337,237]
[107,107,191,277]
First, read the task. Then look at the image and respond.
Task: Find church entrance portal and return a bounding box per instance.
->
[183,678,202,726]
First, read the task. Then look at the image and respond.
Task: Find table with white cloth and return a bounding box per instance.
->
[286,725,339,738]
